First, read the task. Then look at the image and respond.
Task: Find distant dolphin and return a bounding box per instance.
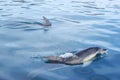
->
[40,16,51,27]
[43,47,108,65]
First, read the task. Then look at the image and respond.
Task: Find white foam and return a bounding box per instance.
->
[59,53,74,58]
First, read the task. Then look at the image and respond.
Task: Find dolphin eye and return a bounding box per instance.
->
[103,49,107,51]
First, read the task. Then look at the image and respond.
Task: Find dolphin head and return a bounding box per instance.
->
[96,47,108,54]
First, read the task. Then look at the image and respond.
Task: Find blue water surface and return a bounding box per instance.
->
[0,0,120,80]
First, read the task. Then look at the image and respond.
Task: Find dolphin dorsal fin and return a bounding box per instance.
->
[42,16,51,26]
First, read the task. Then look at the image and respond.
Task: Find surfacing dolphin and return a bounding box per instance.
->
[40,16,51,27]
[43,47,108,65]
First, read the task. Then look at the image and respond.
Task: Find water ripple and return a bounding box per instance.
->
[0,0,120,80]
[89,75,110,80]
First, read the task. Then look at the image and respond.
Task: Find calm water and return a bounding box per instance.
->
[0,0,120,80]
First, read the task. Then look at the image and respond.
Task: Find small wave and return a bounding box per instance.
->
[89,74,110,80]
[23,28,44,31]
[73,67,94,75]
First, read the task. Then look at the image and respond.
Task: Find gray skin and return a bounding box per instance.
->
[43,47,107,65]
[40,16,51,27]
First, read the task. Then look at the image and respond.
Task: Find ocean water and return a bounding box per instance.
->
[0,0,120,80]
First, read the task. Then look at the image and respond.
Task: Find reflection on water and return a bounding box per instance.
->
[0,0,120,80]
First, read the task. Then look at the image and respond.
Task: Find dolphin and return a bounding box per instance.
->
[43,47,108,65]
[40,16,51,27]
